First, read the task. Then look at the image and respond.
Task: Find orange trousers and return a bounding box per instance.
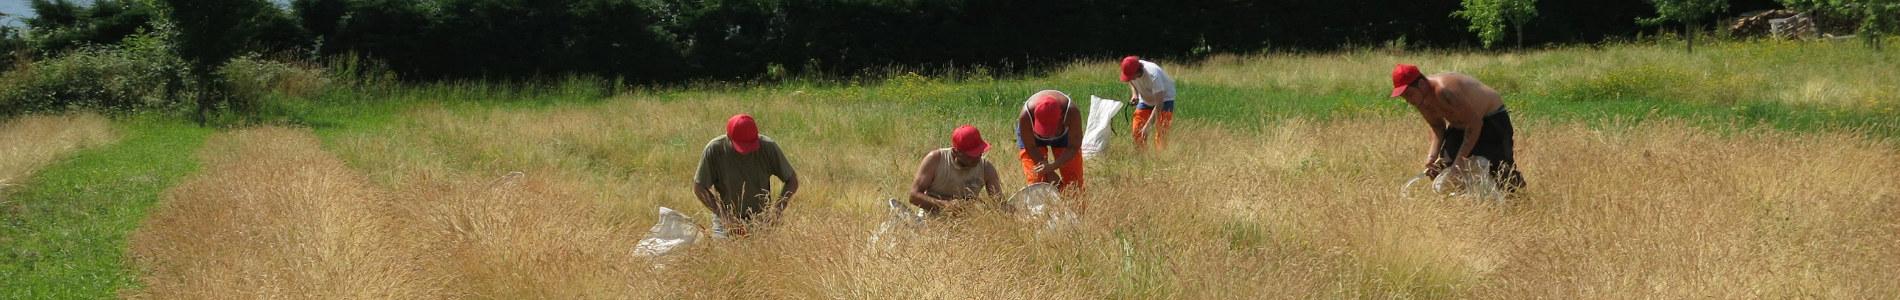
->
[1018,147,1084,192]
[1132,108,1173,150]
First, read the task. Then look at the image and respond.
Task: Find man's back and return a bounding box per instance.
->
[1430,73,1505,119]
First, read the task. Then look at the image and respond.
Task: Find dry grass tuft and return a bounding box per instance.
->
[0,113,115,192]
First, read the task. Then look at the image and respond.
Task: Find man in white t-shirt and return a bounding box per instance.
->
[1120,56,1176,150]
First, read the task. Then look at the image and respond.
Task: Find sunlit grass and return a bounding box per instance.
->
[0,117,210,299]
[0,113,116,187]
[118,87,1898,297]
[8,39,1895,298]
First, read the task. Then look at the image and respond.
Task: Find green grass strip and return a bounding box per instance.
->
[0,117,213,299]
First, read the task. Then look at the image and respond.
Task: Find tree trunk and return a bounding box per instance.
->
[1685,22,1696,53]
[193,79,210,126]
[1515,21,1525,48]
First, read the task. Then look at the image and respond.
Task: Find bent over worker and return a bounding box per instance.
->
[1389,64,1526,194]
[1016,90,1086,193]
[693,114,799,237]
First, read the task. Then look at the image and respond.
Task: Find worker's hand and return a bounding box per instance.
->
[720,218,749,237]
[1425,158,1448,171]
[1033,163,1058,178]
[1441,163,1465,179]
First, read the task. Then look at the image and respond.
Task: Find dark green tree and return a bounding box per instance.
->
[158,0,301,123]
[1455,0,1540,48]
[23,0,161,55]
[1642,0,1729,53]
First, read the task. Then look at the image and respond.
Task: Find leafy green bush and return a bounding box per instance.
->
[218,54,329,104]
[0,26,188,118]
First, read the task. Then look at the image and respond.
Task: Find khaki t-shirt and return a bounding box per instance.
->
[694,135,797,221]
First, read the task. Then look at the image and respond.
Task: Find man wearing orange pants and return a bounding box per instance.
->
[1121,56,1176,150]
[1016,90,1086,193]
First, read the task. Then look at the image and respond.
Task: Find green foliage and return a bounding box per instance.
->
[1781,0,1900,49]
[1453,0,1540,48]
[158,0,305,122]
[159,0,300,69]
[0,25,189,118]
[24,0,82,29]
[21,0,162,56]
[216,54,332,119]
[1642,0,1727,52]
[1641,0,1730,25]
[0,26,25,71]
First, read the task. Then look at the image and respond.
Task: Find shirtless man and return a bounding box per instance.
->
[908,125,1003,215]
[1389,64,1526,193]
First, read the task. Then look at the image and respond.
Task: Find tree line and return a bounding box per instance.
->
[14,0,1857,83]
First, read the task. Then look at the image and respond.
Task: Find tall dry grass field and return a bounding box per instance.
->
[127,128,442,298]
[124,88,1900,298]
[0,113,115,192]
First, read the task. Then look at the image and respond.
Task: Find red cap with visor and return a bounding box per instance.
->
[1119,56,1143,82]
[1390,64,1424,98]
[1030,93,1068,137]
[726,114,761,154]
[951,125,990,157]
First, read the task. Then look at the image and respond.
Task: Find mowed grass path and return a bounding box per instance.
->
[0,118,211,298]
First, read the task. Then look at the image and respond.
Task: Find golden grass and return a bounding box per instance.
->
[0,113,115,192]
[1045,40,1899,110]
[127,127,443,298]
[113,91,1898,298]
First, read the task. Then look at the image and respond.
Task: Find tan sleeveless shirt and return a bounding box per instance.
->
[926,148,991,200]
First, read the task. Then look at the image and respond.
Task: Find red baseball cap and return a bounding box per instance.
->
[1030,92,1068,137]
[951,125,990,157]
[726,114,761,154]
[1390,64,1423,98]
[1119,56,1142,82]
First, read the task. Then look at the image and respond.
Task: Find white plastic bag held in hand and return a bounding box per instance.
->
[1005,183,1080,230]
[1082,96,1125,159]
[1400,156,1506,204]
[633,207,701,257]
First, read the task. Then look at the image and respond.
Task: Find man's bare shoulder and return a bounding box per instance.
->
[1436,72,1501,100]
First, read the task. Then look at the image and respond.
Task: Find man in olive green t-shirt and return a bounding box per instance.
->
[694,114,798,237]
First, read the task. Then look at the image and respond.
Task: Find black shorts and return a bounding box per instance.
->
[1439,107,1526,192]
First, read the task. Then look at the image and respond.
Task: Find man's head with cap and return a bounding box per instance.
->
[726,114,761,154]
[950,125,989,167]
[1119,56,1143,82]
[1030,91,1070,138]
[1390,64,1426,98]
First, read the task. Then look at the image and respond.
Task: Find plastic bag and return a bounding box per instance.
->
[1401,156,1506,204]
[1083,95,1126,159]
[1004,183,1081,230]
[867,198,926,250]
[633,207,701,257]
